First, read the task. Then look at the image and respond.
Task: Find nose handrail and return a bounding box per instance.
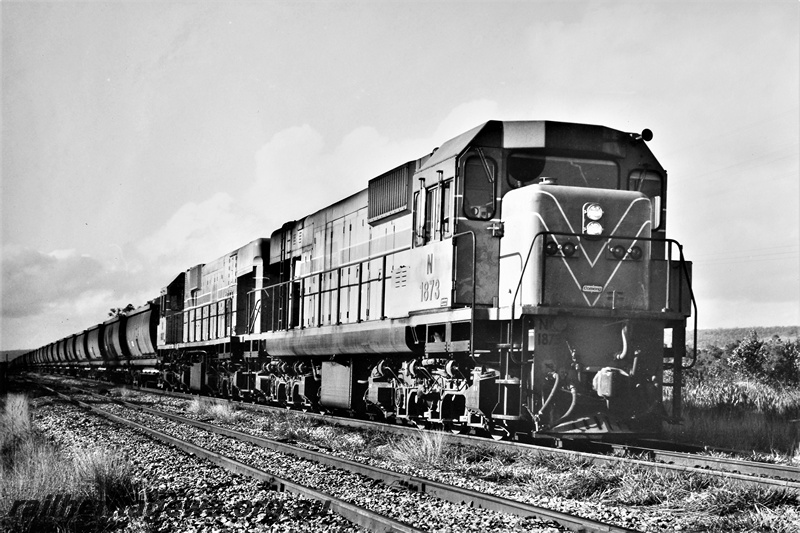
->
[510,231,697,369]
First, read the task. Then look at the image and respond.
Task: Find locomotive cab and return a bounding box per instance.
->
[458,123,693,437]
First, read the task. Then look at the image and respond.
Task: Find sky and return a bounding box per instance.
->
[1,1,798,351]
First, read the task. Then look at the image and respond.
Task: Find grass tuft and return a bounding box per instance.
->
[111,387,136,399]
[1,394,140,532]
[186,397,245,423]
[383,430,449,468]
[687,484,800,516]
[72,447,138,508]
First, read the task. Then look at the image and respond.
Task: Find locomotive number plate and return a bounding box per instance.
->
[420,279,441,302]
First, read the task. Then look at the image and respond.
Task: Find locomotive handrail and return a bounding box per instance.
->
[165,296,234,345]
[510,231,697,369]
[247,297,262,335]
[246,245,411,333]
[452,230,477,361]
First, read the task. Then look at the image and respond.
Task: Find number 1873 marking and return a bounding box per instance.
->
[420,279,440,302]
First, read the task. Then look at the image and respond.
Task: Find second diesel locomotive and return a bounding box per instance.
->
[18,120,695,439]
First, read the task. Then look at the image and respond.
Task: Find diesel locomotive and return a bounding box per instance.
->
[16,120,696,439]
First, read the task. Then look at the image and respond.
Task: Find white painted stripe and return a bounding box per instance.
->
[591,219,652,307]
[531,213,592,306]
[586,196,651,267]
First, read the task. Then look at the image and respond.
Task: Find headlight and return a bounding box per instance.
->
[585,221,603,236]
[585,203,604,221]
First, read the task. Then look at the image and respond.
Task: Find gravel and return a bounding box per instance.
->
[90,399,566,533]
[30,396,366,533]
[115,388,799,533]
[37,378,800,532]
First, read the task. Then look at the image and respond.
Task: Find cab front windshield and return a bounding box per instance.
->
[507,153,618,189]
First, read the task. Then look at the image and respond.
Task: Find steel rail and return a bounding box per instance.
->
[201,389,800,490]
[61,382,636,533]
[39,384,423,533]
[36,374,800,491]
[244,398,800,490]
[618,443,800,482]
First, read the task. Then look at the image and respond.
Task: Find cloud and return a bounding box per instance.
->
[430,100,501,141]
[137,192,236,258]
[135,191,260,276]
[0,243,161,348]
[250,99,503,224]
[126,100,507,307]
[251,123,380,218]
[133,98,507,278]
[0,246,105,318]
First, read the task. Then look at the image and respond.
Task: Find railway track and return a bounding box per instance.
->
[35,373,800,491]
[39,384,419,533]
[38,380,634,533]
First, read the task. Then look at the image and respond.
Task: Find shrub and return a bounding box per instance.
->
[725,331,800,385]
[727,331,766,379]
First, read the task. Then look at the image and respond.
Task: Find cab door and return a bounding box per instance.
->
[454,147,502,307]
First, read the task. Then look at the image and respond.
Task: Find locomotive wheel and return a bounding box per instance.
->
[447,422,466,435]
[415,419,431,430]
[489,421,511,441]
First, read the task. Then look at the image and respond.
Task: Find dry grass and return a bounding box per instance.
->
[72,447,137,507]
[0,393,139,532]
[666,408,799,456]
[680,379,800,418]
[110,387,137,400]
[2,393,32,440]
[663,373,800,460]
[382,429,450,467]
[186,397,245,423]
[450,446,800,531]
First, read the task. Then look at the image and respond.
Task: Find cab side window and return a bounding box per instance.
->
[440,180,452,236]
[629,169,663,230]
[463,155,496,220]
[414,179,454,246]
[424,186,436,242]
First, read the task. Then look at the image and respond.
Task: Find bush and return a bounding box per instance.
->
[727,331,766,379]
[671,331,800,457]
[763,338,800,385]
[687,330,800,387]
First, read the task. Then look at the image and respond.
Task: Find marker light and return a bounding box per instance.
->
[629,246,643,260]
[545,242,559,256]
[585,203,604,221]
[562,242,577,257]
[585,221,603,236]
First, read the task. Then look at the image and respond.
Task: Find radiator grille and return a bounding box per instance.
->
[368,164,410,223]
